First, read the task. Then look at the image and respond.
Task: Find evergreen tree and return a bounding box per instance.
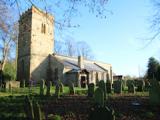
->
[147,57,159,80]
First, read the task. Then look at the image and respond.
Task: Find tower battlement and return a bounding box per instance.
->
[20,6,53,23]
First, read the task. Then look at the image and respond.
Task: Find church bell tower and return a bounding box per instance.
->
[17,6,54,84]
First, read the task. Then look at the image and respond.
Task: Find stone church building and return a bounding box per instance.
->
[17,6,113,87]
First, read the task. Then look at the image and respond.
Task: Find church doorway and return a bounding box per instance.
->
[81,76,86,88]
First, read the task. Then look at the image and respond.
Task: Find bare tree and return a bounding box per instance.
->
[77,41,94,59]
[0,0,18,71]
[64,37,78,57]
[150,0,160,40]
[54,40,66,55]
[2,0,109,30]
[55,38,94,59]
[0,0,108,70]
[0,0,9,33]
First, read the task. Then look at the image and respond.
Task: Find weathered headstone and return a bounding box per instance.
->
[59,82,64,93]
[40,79,45,96]
[98,80,107,100]
[113,80,122,94]
[46,81,51,96]
[94,87,104,107]
[20,79,25,88]
[55,84,60,98]
[122,80,126,91]
[88,83,95,97]
[149,79,160,106]
[9,83,12,93]
[25,96,34,120]
[128,83,135,94]
[34,102,42,120]
[137,80,145,92]
[144,80,150,91]
[106,80,112,93]
[69,82,75,95]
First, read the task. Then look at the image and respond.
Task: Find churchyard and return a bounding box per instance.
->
[0,79,160,120]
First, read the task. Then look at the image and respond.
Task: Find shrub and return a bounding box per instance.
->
[3,61,16,81]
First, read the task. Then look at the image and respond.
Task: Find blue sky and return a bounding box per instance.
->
[66,0,160,77]
[16,0,160,77]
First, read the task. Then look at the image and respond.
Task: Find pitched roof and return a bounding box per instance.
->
[52,54,111,72]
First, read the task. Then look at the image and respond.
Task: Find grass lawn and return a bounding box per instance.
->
[0,86,151,120]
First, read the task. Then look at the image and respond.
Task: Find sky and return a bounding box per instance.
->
[67,0,160,77]
[15,0,160,77]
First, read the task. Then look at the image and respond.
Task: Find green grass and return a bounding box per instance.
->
[0,85,71,120]
[0,86,149,120]
[0,86,71,96]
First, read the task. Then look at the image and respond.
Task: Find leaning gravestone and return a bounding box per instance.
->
[89,87,115,120]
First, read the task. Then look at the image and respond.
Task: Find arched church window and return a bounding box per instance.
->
[41,23,46,34]
[41,24,44,33]
[44,24,46,33]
